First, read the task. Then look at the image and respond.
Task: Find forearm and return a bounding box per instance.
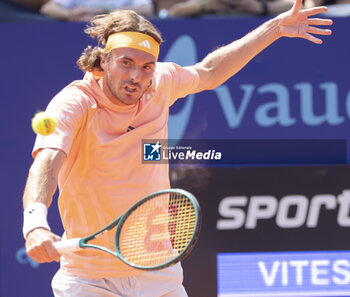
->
[23,149,64,262]
[194,17,281,91]
[23,165,55,209]
[23,149,64,209]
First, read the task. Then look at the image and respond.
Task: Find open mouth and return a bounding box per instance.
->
[124,85,139,94]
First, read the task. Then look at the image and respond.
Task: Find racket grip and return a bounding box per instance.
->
[54,238,81,254]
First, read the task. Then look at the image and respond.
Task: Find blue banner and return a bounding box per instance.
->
[159,18,350,165]
[218,250,350,297]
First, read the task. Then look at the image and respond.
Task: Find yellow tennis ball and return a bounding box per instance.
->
[31,112,57,136]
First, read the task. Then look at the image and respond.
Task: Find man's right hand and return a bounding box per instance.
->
[25,228,61,263]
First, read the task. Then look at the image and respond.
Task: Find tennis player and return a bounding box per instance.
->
[22,1,332,296]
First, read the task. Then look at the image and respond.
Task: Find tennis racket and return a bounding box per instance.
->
[54,189,201,270]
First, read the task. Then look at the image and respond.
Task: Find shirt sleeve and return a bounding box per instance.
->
[32,88,86,158]
[167,63,200,106]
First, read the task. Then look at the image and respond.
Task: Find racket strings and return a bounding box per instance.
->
[118,192,197,268]
[169,194,196,253]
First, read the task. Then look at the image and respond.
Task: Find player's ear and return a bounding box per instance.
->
[100,52,107,70]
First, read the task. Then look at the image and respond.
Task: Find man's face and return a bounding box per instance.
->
[101,48,156,106]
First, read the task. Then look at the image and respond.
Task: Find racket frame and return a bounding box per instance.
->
[115,188,201,270]
[72,221,119,257]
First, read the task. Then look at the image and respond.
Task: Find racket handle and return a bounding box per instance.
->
[54,238,81,254]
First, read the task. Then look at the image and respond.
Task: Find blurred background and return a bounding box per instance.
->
[1,0,350,296]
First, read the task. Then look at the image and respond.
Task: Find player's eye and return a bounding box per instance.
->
[143,64,154,71]
[120,60,132,67]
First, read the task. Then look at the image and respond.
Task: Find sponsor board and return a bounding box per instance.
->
[171,165,350,297]
[218,250,350,297]
[217,190,350,230]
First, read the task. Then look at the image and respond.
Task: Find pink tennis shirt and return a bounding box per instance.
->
[32,62,199,278]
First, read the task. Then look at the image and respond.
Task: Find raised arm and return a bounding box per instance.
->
[193,0,332,91]
[23,148,66,263]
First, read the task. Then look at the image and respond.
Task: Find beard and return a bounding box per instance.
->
[105,73,152,106]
